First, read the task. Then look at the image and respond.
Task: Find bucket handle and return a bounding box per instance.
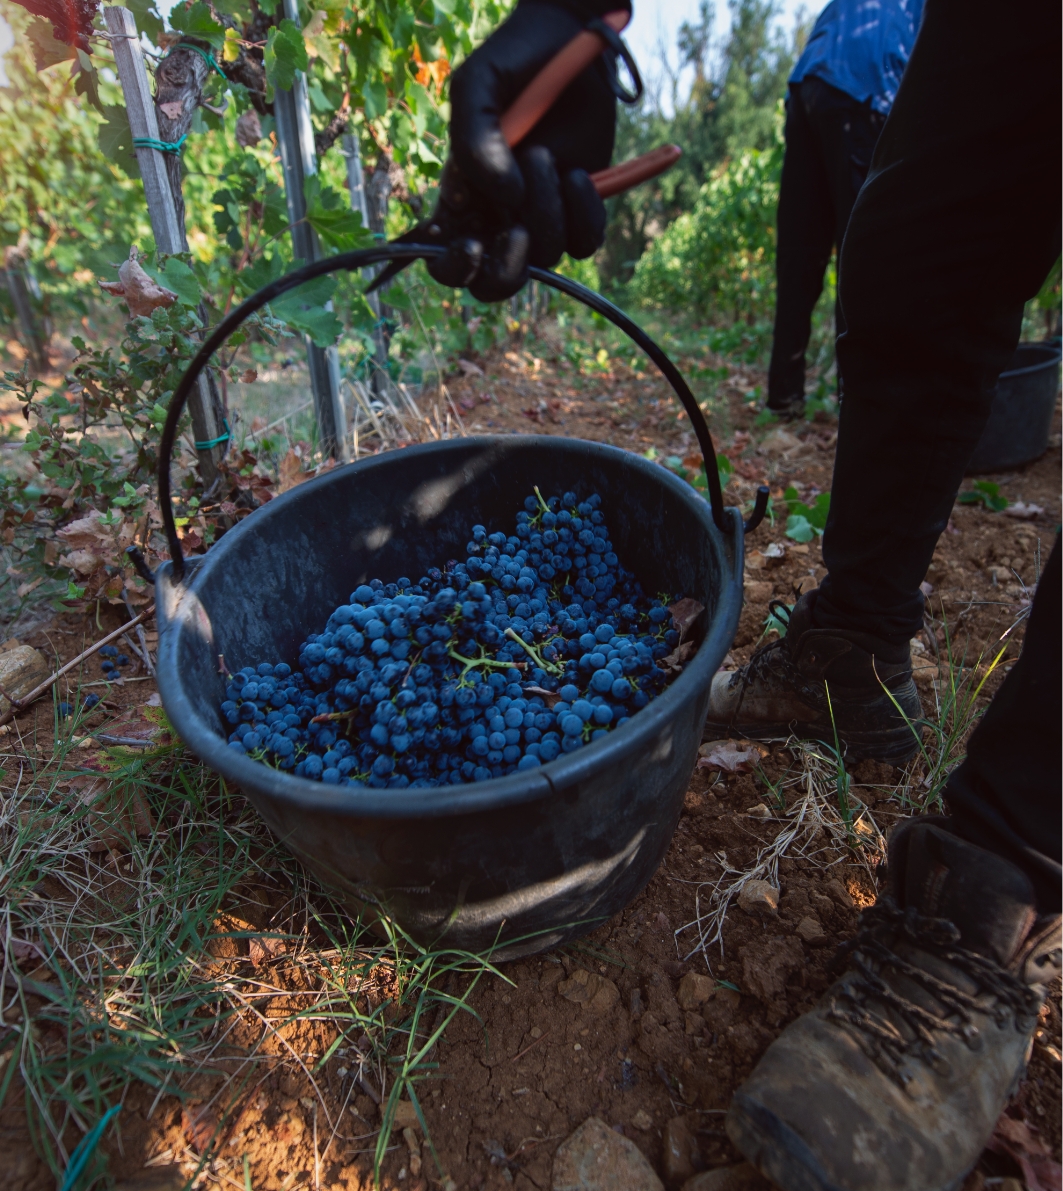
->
[157,245,768,583]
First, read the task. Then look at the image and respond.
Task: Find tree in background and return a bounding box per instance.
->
[598,0,806,289]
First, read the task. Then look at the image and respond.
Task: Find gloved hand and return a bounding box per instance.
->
[426,0,631,301]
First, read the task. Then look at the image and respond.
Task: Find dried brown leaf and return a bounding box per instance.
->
[697,739,768,773]
[987,1115,1062,1191]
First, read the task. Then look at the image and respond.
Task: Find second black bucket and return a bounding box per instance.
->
[966,342,1061,473]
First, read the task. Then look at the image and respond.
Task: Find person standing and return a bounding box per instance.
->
[767,0,924,416]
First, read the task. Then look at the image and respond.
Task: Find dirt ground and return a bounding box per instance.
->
[1,335,1060,1191]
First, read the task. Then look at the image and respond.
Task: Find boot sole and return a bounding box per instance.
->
[727,1092,971,1191]
[701,716,922,765]
[727,1092,844,1191]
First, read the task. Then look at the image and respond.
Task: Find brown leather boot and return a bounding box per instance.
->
[726,819,1060,1191]
[705,589,922,763]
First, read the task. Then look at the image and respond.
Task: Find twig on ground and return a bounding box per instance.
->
[0,606,154,728]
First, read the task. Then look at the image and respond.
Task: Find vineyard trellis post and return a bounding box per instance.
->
[272,0,347,461]
[342,133,393,405]
[102,5,226,490]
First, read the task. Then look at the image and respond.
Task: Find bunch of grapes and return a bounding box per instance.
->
[219,489,686,789]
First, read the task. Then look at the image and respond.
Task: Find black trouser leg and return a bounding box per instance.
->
[813,0,1062,899]
[815,0,1061,645]
[944,539,1062,912]
[768,78,883,411]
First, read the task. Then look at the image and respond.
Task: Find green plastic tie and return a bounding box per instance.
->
[133,134,188,155]
[60,1104,120,1191]
[169,41,226,77]
[195,417,231,451]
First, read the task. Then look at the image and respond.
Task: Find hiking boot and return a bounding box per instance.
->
[705,589,922,763]
[767,393,807,421]
[726,819,1060,1191]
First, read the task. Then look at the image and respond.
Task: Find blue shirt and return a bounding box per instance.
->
[789,0,924,114]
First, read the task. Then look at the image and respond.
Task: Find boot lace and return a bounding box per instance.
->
[826,897,1041,1087]
[727,601,822,719]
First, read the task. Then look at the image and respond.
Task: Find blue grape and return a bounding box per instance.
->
[219,487,688,786]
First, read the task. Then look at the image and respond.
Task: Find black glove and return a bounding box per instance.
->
[426,0,631,302]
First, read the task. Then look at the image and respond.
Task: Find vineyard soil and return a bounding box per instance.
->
[1,339,1059,1191]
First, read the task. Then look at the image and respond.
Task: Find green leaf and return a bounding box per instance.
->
[123,0,165,44]
[270,275,341,347]
[96,104,140,179]
[158,258,202,307]
[23,17,77,71]
[304,177,373,251]
[784,514,815,543]
[362,79,388,121]
[263,183,290,237]
[264,20,309,92]
[169,1,226,51]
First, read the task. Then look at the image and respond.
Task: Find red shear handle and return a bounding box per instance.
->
[590,144,682,198]
[499,10,631,147]
[496,10,680,196]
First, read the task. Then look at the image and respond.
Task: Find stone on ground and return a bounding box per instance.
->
[737,880,779,914]
[553,1116,664,1191]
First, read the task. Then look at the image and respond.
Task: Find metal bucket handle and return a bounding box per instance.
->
[156,245,768,583]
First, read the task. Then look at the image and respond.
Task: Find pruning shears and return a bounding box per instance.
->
[366,10,681,296]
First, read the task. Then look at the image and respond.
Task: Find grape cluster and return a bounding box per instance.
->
[219,489,685,789]
[100,644,130,680]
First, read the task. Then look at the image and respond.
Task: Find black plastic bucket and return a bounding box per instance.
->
[966,342,1061,473]
[153,248,762,959]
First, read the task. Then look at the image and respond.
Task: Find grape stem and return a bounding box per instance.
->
[504,628,563,676]
[448,646,523,683]
[532,485,550,515]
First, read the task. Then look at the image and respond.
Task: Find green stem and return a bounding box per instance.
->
[504,628,563,676]
[447,647,518,682]
[532,485,550,514]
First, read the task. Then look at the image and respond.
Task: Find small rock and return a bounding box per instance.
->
[663,1117,703,1188]
[392,1100,419,1131]
[684,1011,705,1036]
[0,643,50,715]
[530,1026,543,1039]
[737,880,779,915]
[558,968,620,1014]
[824,878,855,909]
[632,1109,653,1131]
[796,916,827,945]
[552,1116,664,1191]
[681,1162,769,1191]
[676,972,714,1011]
[745,803,771,820]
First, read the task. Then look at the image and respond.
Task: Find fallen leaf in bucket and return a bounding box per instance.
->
[99,248,178,318]
[697,739,768,773]
[987,1114,1062,1191]
[659,639,697,676]
[248,935,287,967]
[1003,502,1044,520]
[524,685,561,708]
[668,597,705,643]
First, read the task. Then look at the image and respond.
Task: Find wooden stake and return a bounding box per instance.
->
[102,6,225,488]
